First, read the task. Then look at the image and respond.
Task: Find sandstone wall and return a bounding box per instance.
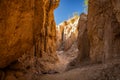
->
[0,0,34,68]
[77,13,89,62]
[34,0,59,71]
[88,0,120,63]
[67,13,89,68]
[56,16,79,51]
[68,0,120,68]
[0,0,59,79]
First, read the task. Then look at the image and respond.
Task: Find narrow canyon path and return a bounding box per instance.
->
[54,46,79,73]
[36,43,120,80]
[38,59,120,80]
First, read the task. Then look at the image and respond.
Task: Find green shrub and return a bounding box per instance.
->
[84,0,88,12]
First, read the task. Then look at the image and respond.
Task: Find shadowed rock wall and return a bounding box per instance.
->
[0,0,59,79]
[88,0,120,63]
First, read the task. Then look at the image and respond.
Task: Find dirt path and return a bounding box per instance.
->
[55,49,78,73]
[37,45,120,80]
[38,59,120,80]
[35,43,120,80]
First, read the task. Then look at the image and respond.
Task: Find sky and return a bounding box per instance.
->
[54,0,85,25]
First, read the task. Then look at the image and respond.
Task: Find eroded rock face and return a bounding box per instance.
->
[88,0,120,63]
[0,0,34,68]
[56,16,79,51]
[56,25,64,50]
[67,13,89,69]
[76,13,89,62]
[0,0,60,79]
[33,0,59,72]
[0,0,59,75]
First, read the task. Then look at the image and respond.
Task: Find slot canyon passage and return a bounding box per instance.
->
[0,0,120,80]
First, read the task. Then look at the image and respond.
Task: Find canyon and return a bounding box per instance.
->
[0,0,120,80]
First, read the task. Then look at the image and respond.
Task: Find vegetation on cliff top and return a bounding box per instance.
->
[84,0,88,12]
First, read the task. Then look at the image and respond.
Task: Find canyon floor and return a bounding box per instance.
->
[37,45,120,80]
[39,58,120,80]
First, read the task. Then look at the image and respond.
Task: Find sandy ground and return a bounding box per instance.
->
[34,43,120,80]
[55,49,78,73]
[35,43,120,80]
[38,59,120,80]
